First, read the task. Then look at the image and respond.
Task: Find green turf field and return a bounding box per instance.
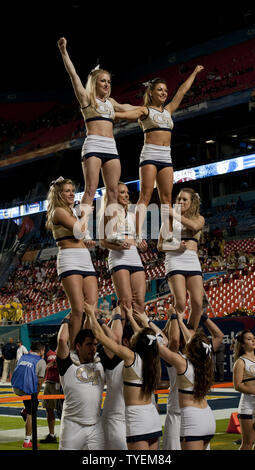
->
[0,416,241,451]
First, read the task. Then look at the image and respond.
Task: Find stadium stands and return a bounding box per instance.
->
[1,233,255,324]
[1,36,255,166]
[113,38,255,107]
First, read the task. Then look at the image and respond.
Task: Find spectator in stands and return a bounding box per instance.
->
[11,341,46,448]
[57,37,138,244]
[233,329,255,450]
[45,177,98,362]
[114,65,204,243]
[158,188,205,331]
[228,214,238,236]
[237,252,247,270]
[100,182,147,319]
[218,237,226,258]
[0,337,18,383]
[226,253,237,272]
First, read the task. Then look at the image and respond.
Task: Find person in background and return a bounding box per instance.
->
[215,342,225,382]
[1,337,18,383]
[11,341,46,448]
[40,334,60,444]
[16,340,28,363]
[233,329,255,450]
[0,343,3,379]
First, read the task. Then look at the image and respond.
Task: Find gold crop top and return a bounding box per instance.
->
[123,353,143,387]
[176,354,194,394]
[181,225,201,244]
[138,106,174,134]
[240,357,255,383]
[81,98,115,124]
[52,223,75,242]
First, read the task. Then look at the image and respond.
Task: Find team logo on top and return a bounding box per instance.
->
[76,364,100,385]
[152,113,171,127]
[96,103,114,118]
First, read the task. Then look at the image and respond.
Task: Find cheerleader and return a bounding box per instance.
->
[158,314,220,450]
[233,329,255,450]
[99,311,134,450]
[158,188,205,331]
[114,66,204,242]
[57,37,137,242]
[45,177,97,354]
[85,303,162,450]
[100,182,147,316]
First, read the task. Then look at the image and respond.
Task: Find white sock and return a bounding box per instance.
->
[25,436,31,442]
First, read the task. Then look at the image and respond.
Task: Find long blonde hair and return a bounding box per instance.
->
[85,68,111,108]
[100,181,128,230]
[175,187,201,219]
[46,177,74,231]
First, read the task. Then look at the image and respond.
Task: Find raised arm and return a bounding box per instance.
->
[167,310,181,352]
[177,311,195,344]
[158,343,186,374]
[124,306,142,334]
[95,307,124,359]
[57,37,88,108]
[200,312,224,352]
[169,207,205,233]
[108,306,125,345]
[84,302,134,365]
[133,311,168,346]
[56,314,71,359]
[166,65,204,115]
